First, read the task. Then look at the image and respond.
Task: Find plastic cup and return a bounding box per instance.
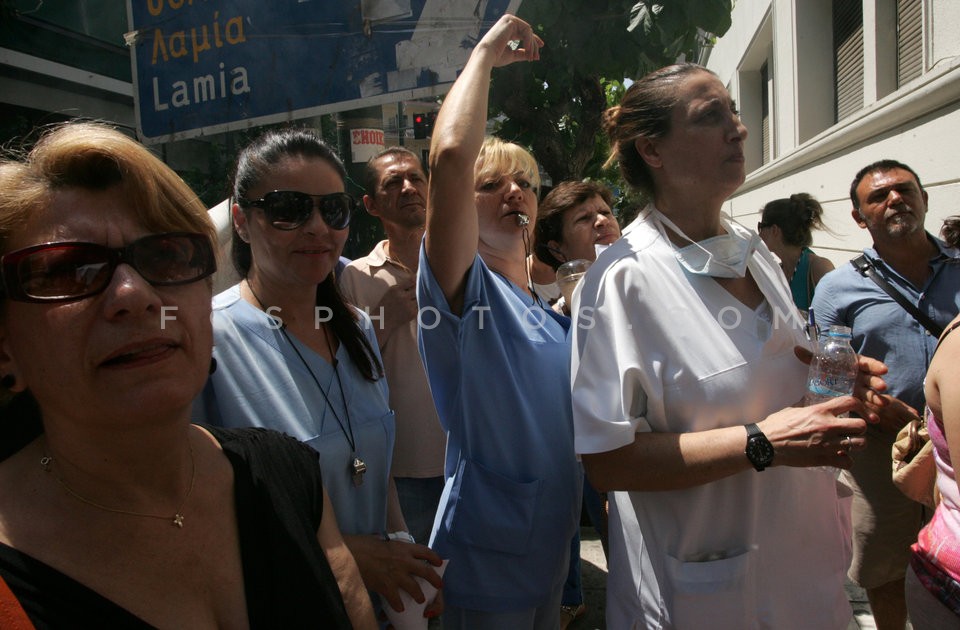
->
[379,559,448,630]
[556,259,592,306]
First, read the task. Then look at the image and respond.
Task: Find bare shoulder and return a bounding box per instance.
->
[927,316,960,393]
[933,316,960,368]
[809,251,836,285]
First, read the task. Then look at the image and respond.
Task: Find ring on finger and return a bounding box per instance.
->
[841,435,852,450]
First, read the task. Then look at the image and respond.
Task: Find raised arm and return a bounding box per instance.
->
[424,14,542,313]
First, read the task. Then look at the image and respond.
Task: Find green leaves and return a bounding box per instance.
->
[488,0,733,189]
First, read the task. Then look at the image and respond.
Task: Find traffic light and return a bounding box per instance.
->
[413,114,427,139]
[413,111,437,139]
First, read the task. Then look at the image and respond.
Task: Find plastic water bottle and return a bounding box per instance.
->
[804,325,858,406]
[805,325,857,478]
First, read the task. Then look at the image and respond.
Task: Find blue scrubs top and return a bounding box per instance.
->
[417,248,582,611]
[193,284,395,537]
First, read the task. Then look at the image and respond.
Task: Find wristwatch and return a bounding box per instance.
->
[745,423,775,471]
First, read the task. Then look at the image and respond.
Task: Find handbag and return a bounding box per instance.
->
[895,319,960,507]
[891,411,938,509]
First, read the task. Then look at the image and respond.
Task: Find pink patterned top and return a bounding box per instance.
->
[913,384,960,584]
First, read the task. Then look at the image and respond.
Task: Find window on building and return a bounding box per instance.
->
[735,10,773,172]
[0,0,129,81]
[760,62,771,165]
[834,0,864,121]
[897,0,923,87]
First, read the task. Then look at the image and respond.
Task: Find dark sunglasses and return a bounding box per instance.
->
[0,232,216,303]
[238,190,355,230]
[757,222,770,232]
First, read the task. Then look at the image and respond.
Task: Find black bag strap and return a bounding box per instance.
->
[851,254,944,338]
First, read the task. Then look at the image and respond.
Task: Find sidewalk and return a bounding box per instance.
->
[577,526,606,629]
[576,526,878,630]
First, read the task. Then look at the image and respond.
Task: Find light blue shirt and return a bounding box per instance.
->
[812,235,960,412]
[417,248,582,611]
[193,284,395,536]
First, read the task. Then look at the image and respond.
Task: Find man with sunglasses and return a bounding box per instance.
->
[340,147,446,548]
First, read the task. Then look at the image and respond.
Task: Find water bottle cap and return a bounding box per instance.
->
[826,325,852,338]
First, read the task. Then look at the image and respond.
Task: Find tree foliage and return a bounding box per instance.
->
[489,0,733,192]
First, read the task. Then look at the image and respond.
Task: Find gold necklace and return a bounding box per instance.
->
[40,446,196,528]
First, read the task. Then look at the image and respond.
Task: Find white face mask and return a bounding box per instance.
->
[653,210,759,278]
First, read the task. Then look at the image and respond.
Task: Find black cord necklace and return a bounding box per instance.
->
[245,280,367,486]
[520,225,545,308]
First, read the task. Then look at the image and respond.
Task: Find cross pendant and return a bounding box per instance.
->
[173,513,184,528]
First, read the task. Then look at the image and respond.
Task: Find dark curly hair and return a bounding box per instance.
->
[942,215,960,249]
[534,180,614,270]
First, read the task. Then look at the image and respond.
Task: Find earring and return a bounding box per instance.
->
[1,374,15,389]
[209,357,218,375]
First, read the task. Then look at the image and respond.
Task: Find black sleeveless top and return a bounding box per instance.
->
[0,426,352,629]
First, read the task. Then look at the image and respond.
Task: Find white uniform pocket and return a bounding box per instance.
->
[664,547,756,629]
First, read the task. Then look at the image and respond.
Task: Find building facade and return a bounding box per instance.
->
[706,0,960,262]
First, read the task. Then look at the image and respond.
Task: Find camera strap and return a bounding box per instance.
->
[851,254,944,338]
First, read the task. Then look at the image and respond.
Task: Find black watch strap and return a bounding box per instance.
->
[745,423,774,471]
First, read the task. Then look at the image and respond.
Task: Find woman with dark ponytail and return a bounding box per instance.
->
[757,192,835,310]
[571,63,886,629]
[194,127,444,618]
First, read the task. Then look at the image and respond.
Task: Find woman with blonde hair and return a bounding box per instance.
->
[417,14,581,629]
